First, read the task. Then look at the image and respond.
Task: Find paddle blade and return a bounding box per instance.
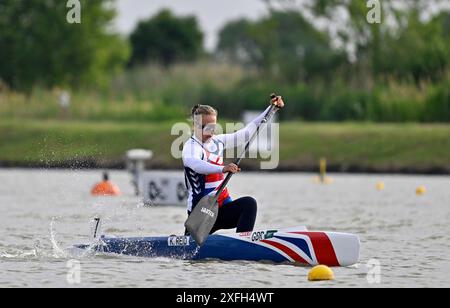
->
[184,195,219,246]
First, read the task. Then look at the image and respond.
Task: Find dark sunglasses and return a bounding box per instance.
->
[198,123,217,133]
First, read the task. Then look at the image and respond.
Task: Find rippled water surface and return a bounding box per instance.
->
[0,169,449,288]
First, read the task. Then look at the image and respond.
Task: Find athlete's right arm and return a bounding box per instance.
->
[182,140,224,175]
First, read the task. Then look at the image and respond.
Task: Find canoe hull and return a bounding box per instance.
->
[74,227,360,267]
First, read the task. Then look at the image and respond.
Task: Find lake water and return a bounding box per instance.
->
[0,169,449,288]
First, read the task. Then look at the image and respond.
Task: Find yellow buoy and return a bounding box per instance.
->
[319,158,327,180]
[416,186,426,195]
[313,176,333,184]
[324,176,333,184]
[376,181,385,191]
[313,158,333,185]
[308,265,334,281]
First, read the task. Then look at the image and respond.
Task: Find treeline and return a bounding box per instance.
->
[0,0,129,91]
[0,0,449,122]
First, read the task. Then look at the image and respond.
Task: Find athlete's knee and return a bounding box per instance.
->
[235,197,257,233]
[242,196,257,213]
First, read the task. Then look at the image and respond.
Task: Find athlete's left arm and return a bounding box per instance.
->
[216,96,284,149]
[215,106,270,149]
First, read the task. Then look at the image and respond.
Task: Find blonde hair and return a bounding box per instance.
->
[191,104,217,123]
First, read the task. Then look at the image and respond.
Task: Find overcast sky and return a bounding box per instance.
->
[114,0,268,51]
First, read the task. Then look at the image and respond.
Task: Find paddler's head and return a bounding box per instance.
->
[103,172,109,182]
[191,104,217,143]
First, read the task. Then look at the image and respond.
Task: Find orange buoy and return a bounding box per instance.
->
[91,172,121,196]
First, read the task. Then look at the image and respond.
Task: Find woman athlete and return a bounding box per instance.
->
[182,96,284,235]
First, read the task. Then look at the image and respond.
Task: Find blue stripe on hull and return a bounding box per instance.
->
[91,235,288,263]
[197,236,287,262]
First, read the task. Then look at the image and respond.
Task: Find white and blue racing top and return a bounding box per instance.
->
[182,106,270,212]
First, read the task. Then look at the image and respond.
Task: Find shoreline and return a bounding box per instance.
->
[1,160,449,175]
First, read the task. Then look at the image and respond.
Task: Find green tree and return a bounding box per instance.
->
[217,11,347,82]
[129,9,204,67]
[216,19,257,66]
[378,11,449,82]
[0,0,130,91]
[265,0,450,83]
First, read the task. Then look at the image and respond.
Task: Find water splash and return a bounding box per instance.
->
[0,249,37,259]
[62,216,109,259]
[50,217,68,258]
[0,239,44,260]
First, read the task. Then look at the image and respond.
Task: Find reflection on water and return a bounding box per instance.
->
[0,169,449,287]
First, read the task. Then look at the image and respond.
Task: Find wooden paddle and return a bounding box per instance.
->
[184,94,281,246]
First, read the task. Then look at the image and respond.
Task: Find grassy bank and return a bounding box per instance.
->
[0,119,449,173]
[280,123,450,173]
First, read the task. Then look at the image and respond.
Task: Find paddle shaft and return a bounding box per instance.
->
[213,103,279,202]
